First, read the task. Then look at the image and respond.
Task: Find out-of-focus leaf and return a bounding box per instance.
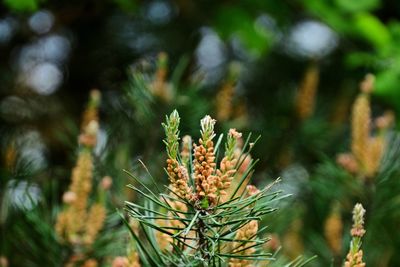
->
[302,0,351,33]
[353,12,391,49]
[213,6,273,57]
[345,52,380,68]
[335,0,380,12]
[114,0,138,12]
[3,0,38,12]
[374,68,400,112]
[388,21,400,41]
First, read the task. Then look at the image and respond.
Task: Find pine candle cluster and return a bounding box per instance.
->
[324,203,343,257]
[214,62,249,125]
[55,90,110,266]
[295,63,320,121]
[192,115,241,207]
[124,110,285,266]
[337,74,395,179]
[215,62,241,122]
[149,52,172,102]
[344,203,366,267]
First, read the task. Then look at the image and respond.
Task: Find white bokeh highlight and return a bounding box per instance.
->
[285,20,338,59]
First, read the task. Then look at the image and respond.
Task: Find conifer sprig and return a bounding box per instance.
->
[123,110,309,266]
[162,110,181,160]
[344,203,366,267]
[200,115,217,146]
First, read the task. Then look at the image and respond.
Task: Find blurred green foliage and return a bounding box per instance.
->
[3,0,40,12]
[1,0,400,266]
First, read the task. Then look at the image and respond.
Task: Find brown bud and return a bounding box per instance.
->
[0,256,8,267]
[112,257,129,267]
[375,111,395,129]
[360,74,375,94]
[336,153,359,174]
[62,191,77,204]
[101,176,113,190]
